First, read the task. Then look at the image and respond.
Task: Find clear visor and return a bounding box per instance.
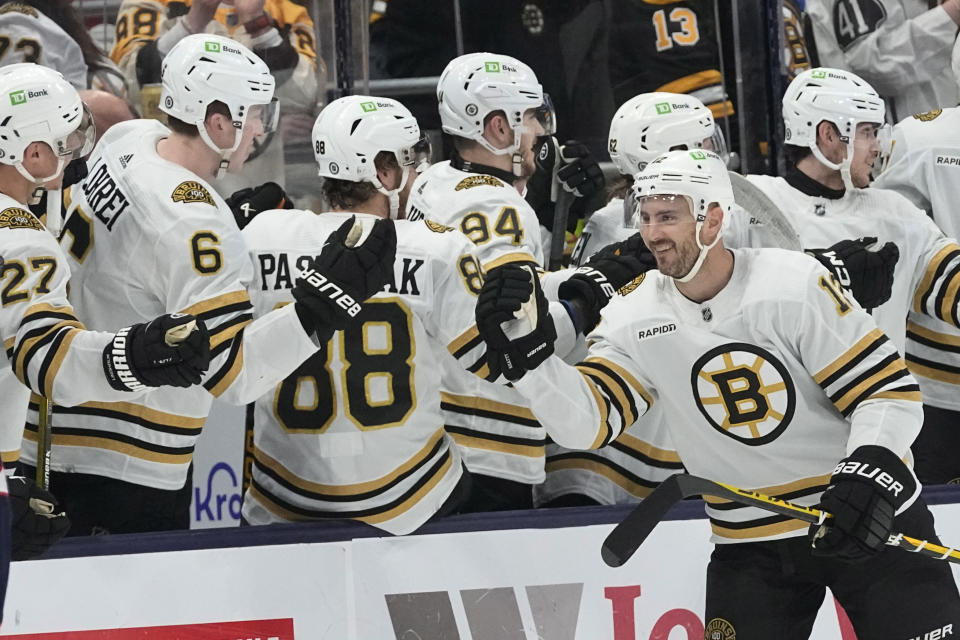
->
[55,103,95,159]
[532,93,557,137]
[871,124,894,178]
[247,98,280,136]
[701,128,729,167]
[634,193,697,229]
[398,133,433,172]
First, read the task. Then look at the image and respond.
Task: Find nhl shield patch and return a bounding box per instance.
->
[0,207,43,230]
[171,181,215,206]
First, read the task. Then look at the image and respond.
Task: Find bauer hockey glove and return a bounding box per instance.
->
[8,476,70,560]
[476,263,556,381]
[102,313,211,392]
[526,137,605,232]
[225,181,294,230]
[810,445,918,562]
[558,232,657,334]
[806,237,899,309]
[293,215,397,340]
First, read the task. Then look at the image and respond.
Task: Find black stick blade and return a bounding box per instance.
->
[601,474,686,567]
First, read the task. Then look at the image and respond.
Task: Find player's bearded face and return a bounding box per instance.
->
[638,195,700,278]
[518,110,545,178]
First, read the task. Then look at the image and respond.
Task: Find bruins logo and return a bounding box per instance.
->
[691,343,796,446]
[0,207,42,231]
[618,272,646,296]
[171,181,215,206]
[455,175,504,191]
[424,219,454,233]
[705,618,736,640]
[0,3,38,16]
[912,109,942,122]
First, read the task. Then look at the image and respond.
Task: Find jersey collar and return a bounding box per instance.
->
[450,150,518,186]
[785,163,846,200]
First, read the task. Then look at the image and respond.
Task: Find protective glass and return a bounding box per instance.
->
[532,93,557,136]
[634,194,696,229]
[398,133,433,172]
[702,128,729,167]
[55,104,96,159]
[871,123,894,178]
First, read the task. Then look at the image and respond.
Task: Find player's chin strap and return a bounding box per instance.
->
[372,166,412,220]
[198,124,242,179]
[675,220,722,284]
[810,140,857,193]
[450,150,518,185]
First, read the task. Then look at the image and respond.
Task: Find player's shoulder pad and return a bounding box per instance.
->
[170,180,216,207]
[0,207,44,232]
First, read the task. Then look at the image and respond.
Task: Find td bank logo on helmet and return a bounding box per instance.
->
[484,61,518,73]
[9,88,48,105]
[204,40,242,55]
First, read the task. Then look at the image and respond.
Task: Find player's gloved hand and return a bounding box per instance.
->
[558,232,657,334]
[102,314,211,392]
[476,263,556,381]
[805,237,899,309]
[8,476,70,560]
[293,215,397,339]
[526,137,605,232]
[225,181,293,230]
[810,445,917,562]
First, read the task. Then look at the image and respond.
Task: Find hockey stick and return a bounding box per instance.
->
[550,188,573,271]
[601,473,960,568]
[727,171,803,251]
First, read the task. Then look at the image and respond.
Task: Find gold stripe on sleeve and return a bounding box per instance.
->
[833,358,910,415]
[914,244,960,313]
[585,356,655,409]
[178,290,251,317]
[813,328,884,385]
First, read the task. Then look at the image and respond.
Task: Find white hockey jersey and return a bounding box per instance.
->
[516,248,923,543]
[0,3,87,89]
[806,0,960,122]
[570,198,635,267]
[407,161,559,483]
[0,195,162,471]
[21,119,320,490]
[241,211,493,534]
[873,106,960,411]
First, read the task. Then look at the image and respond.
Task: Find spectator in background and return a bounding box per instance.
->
[0,0,127,96]
[79,89,138,143]
[806,0,960,122]
[109,0,321,196]
[370,0,613,155]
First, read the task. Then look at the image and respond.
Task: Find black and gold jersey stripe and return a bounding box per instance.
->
[12,303,86,397]
[177,291,254,398]
[705,474,829,540]
[573,356,653,449]
[905,320,960,385]
[23,422,195,465]
[913,243,960,326]
[447,326,496,382]
[29,397,206,436]
[441,392,546,457]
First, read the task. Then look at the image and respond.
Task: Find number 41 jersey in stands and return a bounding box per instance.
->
[241,211,494,535]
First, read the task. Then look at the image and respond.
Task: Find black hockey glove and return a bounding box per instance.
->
[806,237,899,309]
[526,137,605,232]
[558,232,657,334]
[102,314,211,392]
[225,181,294,230]
[293,215,397,340]
[810,445,917,562]
[476,263,556,381]
[8,476,70,560]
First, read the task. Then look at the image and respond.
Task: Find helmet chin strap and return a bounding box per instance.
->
[810,140,857,192]
[675,220,722,284]
[198,124,242,179]
[374,165,412,220]
[15,159,67,208]
[476,127,525,177]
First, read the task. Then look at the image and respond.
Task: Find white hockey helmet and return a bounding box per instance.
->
[0,63,94,183]
[633,149,734,283]
[782,67,885,189]
[160,34,278,175]
[437,52,555,171]
[312,95,431,219]
[608,92,726,175]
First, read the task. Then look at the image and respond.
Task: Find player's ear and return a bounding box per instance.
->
[703,203,724,240]
[482,111,510,147]
[815,121,842,159]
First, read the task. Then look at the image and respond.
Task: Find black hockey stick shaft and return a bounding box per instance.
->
[602,473,960,567]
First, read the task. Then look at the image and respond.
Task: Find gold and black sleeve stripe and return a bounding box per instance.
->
[573,357,653,448]
[447,326,496,382]
[23,422,195,465]
[481,253,538,272]
[813,328,887,389]
[204,328,245,397]
[178,291,254,397]
[545,452,663,499]
[12,303,86,394]
[440,392,545,457]
[913,244,960,324]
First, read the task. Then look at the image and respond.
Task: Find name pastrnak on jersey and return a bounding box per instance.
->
[0,196,156,472]
[873,106,960,411]
[516,249,922,543]
[240,211,493,535]
[21,119,318,490]
[746,174,960,409]
[408,161,550,483]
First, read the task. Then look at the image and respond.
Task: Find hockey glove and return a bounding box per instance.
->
[102,314,211,392]
[810,445,918,562]
[558,232,657,334]
[806,237,899,309]
[293,215,397,339]
[526,137,605,232]
[476,263,556,381]
[8,476,70,560]
[225,181,294,230]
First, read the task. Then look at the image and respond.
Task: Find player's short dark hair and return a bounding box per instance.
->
[608,173,634,201]
[785,143,812,166]
[166,101,233,137]
[322,151,399,210]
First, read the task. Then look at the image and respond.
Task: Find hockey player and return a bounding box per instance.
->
[478,149,960,638]
[747,67,960,485]
[407,52,644,511]
[806,0,960,122]
[21,35,396,535]
[872,99,960,484]
[241,95,508,533]
[0,63,212,595]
